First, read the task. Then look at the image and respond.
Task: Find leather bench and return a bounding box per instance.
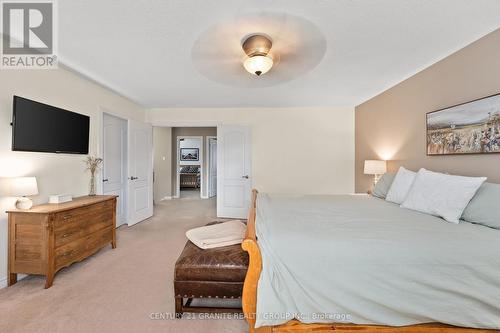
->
[174,224,249,317]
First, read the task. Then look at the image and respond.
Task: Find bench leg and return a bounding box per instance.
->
[175,297,183,318]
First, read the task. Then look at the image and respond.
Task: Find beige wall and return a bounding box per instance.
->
[0,68,145,286]
[171,127,217,198]
[148,107,355,195]
[153,127,172,203]
[355,28,500,193]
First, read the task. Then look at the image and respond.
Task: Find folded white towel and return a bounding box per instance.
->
[186,220,246,249]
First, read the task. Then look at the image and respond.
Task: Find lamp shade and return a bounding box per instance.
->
[364,160,387,175]
[9,177,38,197]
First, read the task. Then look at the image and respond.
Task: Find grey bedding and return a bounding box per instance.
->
[255,194,500,328]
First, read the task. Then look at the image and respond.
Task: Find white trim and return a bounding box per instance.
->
[158,196,172,201]
[0,274,28,289]
[206,135,217,199]
[148,120,221,128]
[176,136,204,199]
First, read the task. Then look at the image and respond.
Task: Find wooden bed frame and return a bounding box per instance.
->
[241,189,499,333]
[180,173,199,188]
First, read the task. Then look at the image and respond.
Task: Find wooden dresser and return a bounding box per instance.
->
[7,195,117,289]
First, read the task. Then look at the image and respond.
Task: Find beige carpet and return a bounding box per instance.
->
[0,197,247,333]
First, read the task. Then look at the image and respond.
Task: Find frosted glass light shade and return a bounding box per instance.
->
[9,177,38,197]
[243,55,273,76]
[364,160,387,175]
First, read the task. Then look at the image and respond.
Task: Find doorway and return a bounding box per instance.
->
[176,136,203,199]
[151,124,251,218]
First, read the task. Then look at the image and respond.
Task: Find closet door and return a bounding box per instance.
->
[127,120,153,226]
[103,113,127,226]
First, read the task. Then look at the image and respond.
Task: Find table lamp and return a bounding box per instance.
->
[364,160,387,186]
[9,177,38,210]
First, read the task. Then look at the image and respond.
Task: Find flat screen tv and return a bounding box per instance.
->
[12,96,90,154]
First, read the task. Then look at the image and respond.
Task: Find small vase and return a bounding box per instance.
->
[89,173,96,196]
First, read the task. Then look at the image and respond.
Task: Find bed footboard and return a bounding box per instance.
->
[242,189,268,333]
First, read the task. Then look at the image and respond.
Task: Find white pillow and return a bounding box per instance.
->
[385,167,417,204]
[401,168,486,223]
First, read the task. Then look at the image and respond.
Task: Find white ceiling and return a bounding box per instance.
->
[58,0,500,108]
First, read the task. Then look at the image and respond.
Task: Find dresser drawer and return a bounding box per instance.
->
[54,210,113,248]
[86,227,113,253]
[54,237,88,269]
[54,200,113,229]
[55,206,112,228]
[54,225,82,248]
[55,227,113,270]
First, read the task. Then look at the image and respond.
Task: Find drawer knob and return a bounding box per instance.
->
[62,233,71,238]
[63,215,72,220]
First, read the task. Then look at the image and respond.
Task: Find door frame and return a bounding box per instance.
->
[206,135,217,198]
[148,121,240,212]
[98,108,130,226]
[175,135,204,199]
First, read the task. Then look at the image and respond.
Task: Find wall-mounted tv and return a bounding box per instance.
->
[12,96,90,154]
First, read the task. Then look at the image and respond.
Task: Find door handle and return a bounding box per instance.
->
[103,179,109,182]
[129,176,138,180]
[242,175,249,179]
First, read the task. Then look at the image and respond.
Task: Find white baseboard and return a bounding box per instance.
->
[159,196,172,201]
[0,274,28,289]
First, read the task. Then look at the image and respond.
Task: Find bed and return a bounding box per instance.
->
[242,190,500,333]
[179,166,200,188]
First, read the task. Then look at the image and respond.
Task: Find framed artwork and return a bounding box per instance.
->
[180,148,199,161]
[427,93,500,155]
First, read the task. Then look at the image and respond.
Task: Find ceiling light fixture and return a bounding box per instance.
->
[242,35,273,76]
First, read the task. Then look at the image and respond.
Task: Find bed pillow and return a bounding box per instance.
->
[401,168,486,223]
[461,182,500,229]
[385,167,417,204]
[372,172,396,199]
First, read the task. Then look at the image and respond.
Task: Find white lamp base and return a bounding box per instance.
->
[16,197,33,210]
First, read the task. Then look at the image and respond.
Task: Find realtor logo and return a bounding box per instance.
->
[1,0,57,69]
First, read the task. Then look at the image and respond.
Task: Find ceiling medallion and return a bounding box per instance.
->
[191,12,327,88]
[242,34,273,76]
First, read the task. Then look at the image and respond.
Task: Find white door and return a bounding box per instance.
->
[103,114,127,227]
[217,126,251,218]
[127,120,153,226]
[208,138,217,198]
